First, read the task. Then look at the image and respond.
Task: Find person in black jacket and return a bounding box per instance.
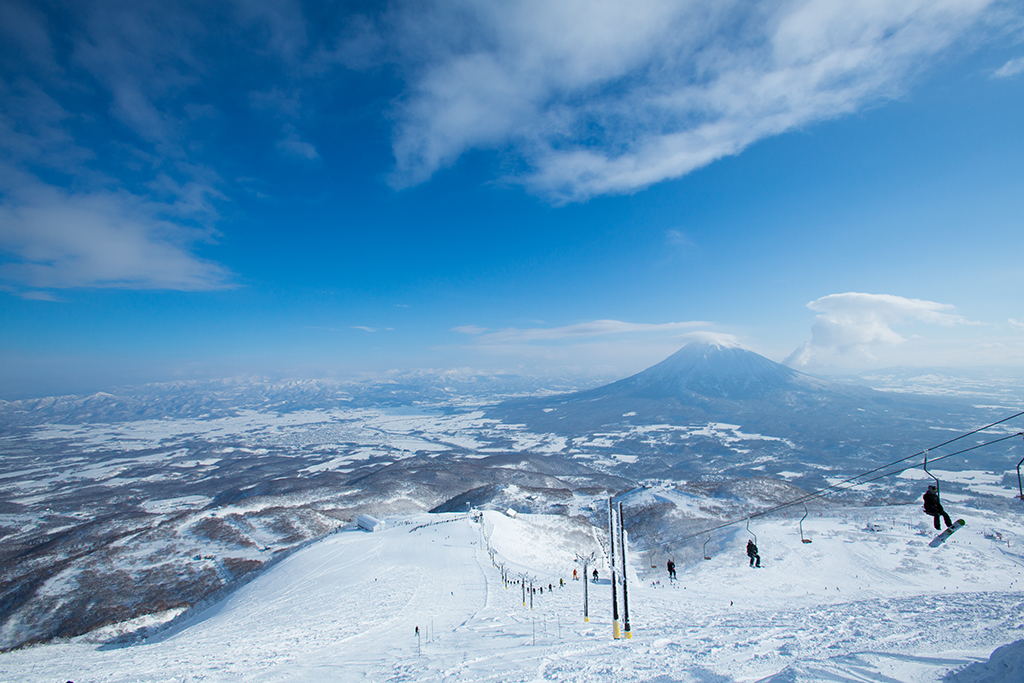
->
[923,485,953,530]
[746,539,760,568]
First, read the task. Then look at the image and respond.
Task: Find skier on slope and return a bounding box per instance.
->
[667,559,676,580]
[746,539,761,568]
[923,485,953,530]
[592,568,599,582]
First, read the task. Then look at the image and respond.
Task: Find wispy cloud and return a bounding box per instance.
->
[785,292,974,369]
[993,56,1024,78]
[453,319,708,344]
[16,290,61,302]
[381,0,1009,202]
[277,130,320,160]
[665,229,696,249]
[351,326,393,333]
[451,325,487,335]
[0,0,317,295]
[0,181,233,291]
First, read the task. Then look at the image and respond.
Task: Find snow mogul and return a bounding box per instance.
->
[746,539,761,568]
[923,485,953,530]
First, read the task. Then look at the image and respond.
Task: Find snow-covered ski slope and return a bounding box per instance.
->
[2,506,1024,682]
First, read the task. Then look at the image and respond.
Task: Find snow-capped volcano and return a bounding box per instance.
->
[492,341,875,428]
[596,341,828,401]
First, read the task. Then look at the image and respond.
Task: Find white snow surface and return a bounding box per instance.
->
[2,507,1024,682]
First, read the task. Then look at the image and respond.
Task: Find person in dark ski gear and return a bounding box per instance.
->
[667,559,676,580]
[746,540,761,568]
[592,568,599,582]
[923,485,953,530]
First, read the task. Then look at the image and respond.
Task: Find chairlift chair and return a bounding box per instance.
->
[1016,435,1024,501]
[703,536,712,560]
[1016,453,1024,501]
[924,450,940,495]
[799,504,812,544]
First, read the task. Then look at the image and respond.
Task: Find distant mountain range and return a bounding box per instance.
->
[0,371,600,428]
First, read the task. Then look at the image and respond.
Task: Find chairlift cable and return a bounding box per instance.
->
[640,410,1024,550]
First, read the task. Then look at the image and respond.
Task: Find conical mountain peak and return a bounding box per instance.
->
[610,341,819,401]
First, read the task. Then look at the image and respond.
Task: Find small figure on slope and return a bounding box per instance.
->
[923,485,953,530]
[746,539,761,568]
[667,559,676,580]
[592,568,599,582]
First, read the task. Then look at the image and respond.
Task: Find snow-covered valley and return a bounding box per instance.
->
[2,506,1023,682]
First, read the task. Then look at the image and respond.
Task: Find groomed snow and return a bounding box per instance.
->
[2,506,1023,682]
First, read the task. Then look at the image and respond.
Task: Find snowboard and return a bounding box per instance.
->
[929,519,966,547]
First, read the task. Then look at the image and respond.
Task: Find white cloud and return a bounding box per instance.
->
[665,229,696,249]
[785,292,973,369]
[17,290,61,302]
[451,325,487,335]
[674,330,742,348]
[446,325,747,380]
[382,0,1008,202]
[277,131,320,160]
[1008,318,1024,330]
[453,319,709,344]
[0,182,233,291]
[993,56,1024,78]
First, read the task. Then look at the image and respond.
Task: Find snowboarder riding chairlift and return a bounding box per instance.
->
[746,539,761,568]
[923,485,953,530]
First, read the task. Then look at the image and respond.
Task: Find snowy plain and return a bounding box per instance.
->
[2,505,1023,682]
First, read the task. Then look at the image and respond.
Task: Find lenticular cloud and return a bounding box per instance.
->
[386,0,1005,202]
[785,292,970,368]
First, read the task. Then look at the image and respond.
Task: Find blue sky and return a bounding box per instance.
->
[1,0,1023,398]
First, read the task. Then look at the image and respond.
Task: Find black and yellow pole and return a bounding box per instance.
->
[619,501,631,639]
[609,497,620,639]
